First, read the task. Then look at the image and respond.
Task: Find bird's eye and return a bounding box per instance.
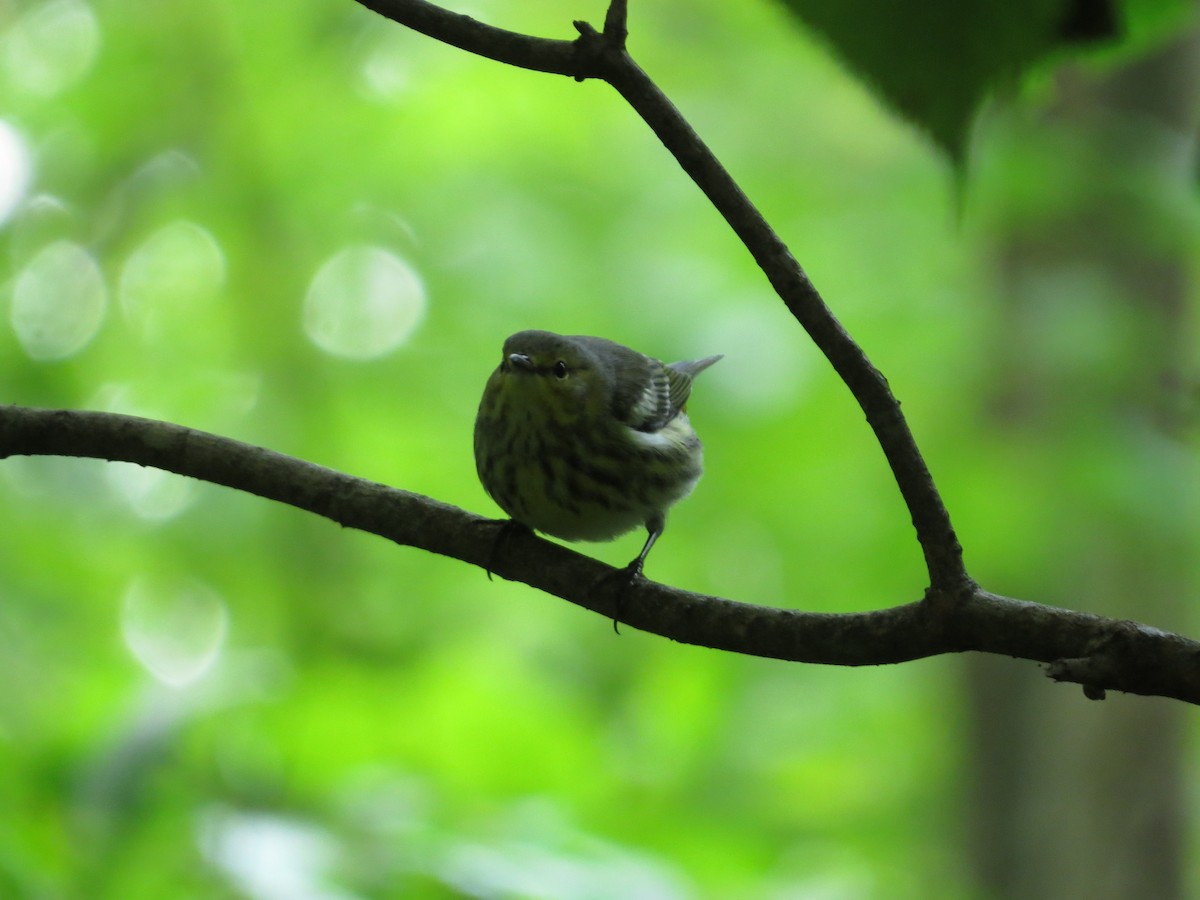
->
[553,360,569,380]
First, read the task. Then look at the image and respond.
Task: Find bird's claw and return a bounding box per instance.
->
[590,559,646,634]
[480,518,531,580]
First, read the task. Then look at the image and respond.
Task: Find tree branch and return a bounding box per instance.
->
[353,0,968,595]
[8,3,1193,705]
[3,404,1198,704]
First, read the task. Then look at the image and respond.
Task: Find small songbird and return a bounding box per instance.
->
[474,329,721,576]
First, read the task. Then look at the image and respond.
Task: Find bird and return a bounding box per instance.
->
[474,329,721,578]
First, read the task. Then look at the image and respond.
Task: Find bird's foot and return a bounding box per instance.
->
[480,518,532,581]
[590,557,646,634]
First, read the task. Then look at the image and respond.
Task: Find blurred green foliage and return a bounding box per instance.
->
[0,0,1196,897]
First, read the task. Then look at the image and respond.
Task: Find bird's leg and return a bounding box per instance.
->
[602,515,664,633]
[623,524,661,579]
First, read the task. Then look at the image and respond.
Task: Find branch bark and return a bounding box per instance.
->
[3,404,1199,704]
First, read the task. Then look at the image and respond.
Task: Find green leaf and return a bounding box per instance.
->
[775,0,1114,163]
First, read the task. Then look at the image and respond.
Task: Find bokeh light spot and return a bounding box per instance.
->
[198,808,344,900]
[11,239,107,360]
[303,245,425,360]
[119,219,226,338]
[105,463,195,521]
[121,575,229,688]
[0,120,33,227]
[3,0,101,97]
[360,29,415,100]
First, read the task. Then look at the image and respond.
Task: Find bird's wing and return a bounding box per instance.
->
[611,356,673,433]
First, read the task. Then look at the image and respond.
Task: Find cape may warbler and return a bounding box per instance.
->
[474,330,721,575]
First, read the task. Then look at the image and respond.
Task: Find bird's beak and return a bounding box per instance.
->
[507,353,533,371]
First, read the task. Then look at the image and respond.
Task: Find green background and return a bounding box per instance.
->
[1,0,1196,897]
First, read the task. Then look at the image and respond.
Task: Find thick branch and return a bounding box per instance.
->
[352,0,968,593]
[3,405,1199,704]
